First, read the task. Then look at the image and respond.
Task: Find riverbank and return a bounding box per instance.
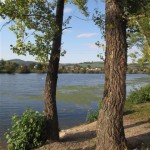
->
[37,102,150,150]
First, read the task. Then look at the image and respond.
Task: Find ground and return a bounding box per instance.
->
[36,103,150,150]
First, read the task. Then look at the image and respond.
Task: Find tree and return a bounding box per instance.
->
[0,0,65,141]
[42,0,88,141]
[126,0,150,64]
[44,0,65,141]
[96,0,128,149]
[17,65,30,73]
[0,59,6,72]
[0,0,88,142]
[95,0,150,149]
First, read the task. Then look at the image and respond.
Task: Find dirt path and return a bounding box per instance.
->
[37,118,150,150]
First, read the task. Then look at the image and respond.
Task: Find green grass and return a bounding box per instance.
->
[128,63,149,69]
[124,102,150,121]
[86,84,150,123]
[78,62,104,68]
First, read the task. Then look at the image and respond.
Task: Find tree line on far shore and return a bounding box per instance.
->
[0,59,149,74]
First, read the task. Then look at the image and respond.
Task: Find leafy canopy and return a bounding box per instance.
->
[0,0,58,62]
[93,0,150,63]
[0,0,88,62]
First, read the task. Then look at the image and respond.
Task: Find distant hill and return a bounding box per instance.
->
[8,59,37,66]
[128,63,149,68]
[7,59,149,69]
[8,59,104,67]
[78,61,104,68]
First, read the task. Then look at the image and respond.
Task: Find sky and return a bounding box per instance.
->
[0,0,138,63]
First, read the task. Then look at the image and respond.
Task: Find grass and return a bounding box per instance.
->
[124,102,150,121]
[86,102,150,123]
[78,62,104,68]
[87,84,150,123]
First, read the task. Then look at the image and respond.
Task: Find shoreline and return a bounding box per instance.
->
[36,118,150,150]
[1,105,150,150]
[36,103,150,150]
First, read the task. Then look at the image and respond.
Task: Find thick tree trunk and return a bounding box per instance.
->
[44,0,64,141]
[96,0,128,149]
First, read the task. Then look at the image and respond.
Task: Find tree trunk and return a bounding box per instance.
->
[44,0,64,141]
[96,0,128,149]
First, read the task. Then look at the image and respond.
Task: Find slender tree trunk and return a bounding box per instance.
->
[96,0,128,149]
[44,0,64,141]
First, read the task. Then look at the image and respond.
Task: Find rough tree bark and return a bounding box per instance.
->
[96,0,128,149]
[44,0,65,141]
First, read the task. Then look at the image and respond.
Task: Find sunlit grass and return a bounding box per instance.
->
[124,102,150,121]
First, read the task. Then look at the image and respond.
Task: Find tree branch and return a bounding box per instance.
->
[62,27,72,31]
[72,15,92,21]
[0,20,12,31]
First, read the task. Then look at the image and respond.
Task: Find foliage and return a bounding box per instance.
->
[93,0,150,65]
[0,0,58,62]
[86,98,102,123]
[138,44,150,65]
[17,65,30,73]
[0,0,89,62]
[93,10,105,37]
[5,109,46,150]
[86,110,99,123]
[127,85,150,104]
[0,60,18,73]
[126,0,150,65]
[66,0,89,16]
[1,59,150,74]
[86,85,150,123]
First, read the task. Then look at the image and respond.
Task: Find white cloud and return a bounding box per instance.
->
[77,33,98,38]
[63,28,72,33]
[87,44,99,49]
[64,8,72,13]
[0,0,5,3]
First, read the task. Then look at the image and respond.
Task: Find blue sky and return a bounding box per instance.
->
[0,0,138,63]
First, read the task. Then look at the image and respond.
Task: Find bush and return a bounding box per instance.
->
[127,85,150,104]
[86,85,150,123]
[5,109,46,150]
[86,110,99,123]
[86,99,102,123]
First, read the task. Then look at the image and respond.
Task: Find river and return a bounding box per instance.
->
[0,73,149,147]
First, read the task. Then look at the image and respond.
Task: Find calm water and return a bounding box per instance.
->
[0,73,149,147]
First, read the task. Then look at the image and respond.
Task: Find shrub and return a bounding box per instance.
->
[5,109,46,150]
[86,110,99,123]
[127,85,150,104]
[86,99,102,123]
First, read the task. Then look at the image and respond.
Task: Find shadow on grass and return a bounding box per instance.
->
[75,145,96,150]
[61,130,96,142]
[125,119,150,129]
[123,110,135,116]
[127,132,150,150]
